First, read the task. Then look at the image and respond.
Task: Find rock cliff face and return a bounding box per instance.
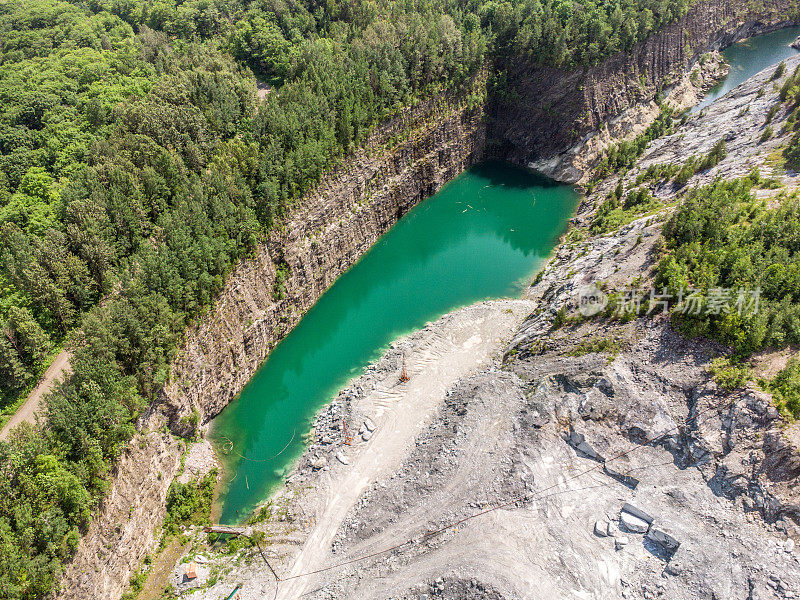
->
[161,79,487,430]
[487,0,799,182]
[55,413,183,600]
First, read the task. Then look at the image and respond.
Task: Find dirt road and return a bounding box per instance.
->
[274,300,534,600]
[0,350,71,441]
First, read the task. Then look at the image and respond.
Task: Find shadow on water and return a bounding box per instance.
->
[470,160,571,191]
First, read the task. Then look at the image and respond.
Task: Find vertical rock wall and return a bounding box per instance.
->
[487,0,799,181]
[55,413,182,600]
[55,78,487,600]
[161,80,488,428]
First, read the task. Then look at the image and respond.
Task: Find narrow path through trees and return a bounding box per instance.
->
[0,350,71,441]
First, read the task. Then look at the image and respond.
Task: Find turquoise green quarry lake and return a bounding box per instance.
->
[692,25,800,113]
[210,162,578,523]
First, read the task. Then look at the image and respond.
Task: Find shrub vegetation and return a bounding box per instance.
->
[658,176,800,356]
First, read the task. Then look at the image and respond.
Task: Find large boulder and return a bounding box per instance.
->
[620,511,651,533]
[791,36,800,50]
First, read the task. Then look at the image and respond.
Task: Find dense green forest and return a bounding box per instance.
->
[658,176,800,360]
[0,0,695,597]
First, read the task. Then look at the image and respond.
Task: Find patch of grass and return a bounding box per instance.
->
[525,340,550,355]
[635,162,681,186]
[163,469,218,536]
[273,264,290,301]
[707,357,751,391]
[249,503,273,524]
[771,61,787,82]
[552,305,569,329]
[590,186,662,234]
[749,167,783,189]
[566,337,622,358]
[221,533,257,555]
[121,568,148,600]
[673,139,728,187]
[599,289,643,323]
[593,104,677,181]
[673,158,697,186]
[778,64,800,168]
[765,103,780,125]
[179,409,201,439]
[763,147,788,171]
[762,357,800,418]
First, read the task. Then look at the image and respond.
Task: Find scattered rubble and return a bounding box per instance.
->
[646,528,680,557]
[178,439,219,485]
[595,520,610,537]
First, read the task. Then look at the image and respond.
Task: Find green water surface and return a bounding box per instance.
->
[210,162,578,523]
[692,25,800,113]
